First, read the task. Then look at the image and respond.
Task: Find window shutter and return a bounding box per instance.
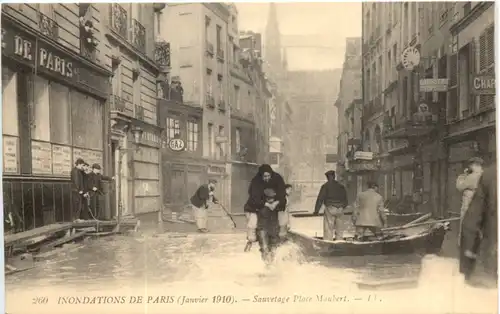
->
[468,41,476,112]
[479,32,487,72]
[486,25,494,70]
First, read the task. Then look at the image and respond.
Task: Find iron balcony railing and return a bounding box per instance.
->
[38,12,59,40]
[110,3,128,39]
[155,40,171,69]
[131,18,146,53]
[109,94,134,116]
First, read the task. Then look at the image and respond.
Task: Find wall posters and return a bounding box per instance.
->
[3,135,19,174]
[52,144,72,176]
[32,140,53,174]
[73,148,103,168]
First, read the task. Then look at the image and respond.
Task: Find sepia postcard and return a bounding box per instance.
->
[2,2,497,313]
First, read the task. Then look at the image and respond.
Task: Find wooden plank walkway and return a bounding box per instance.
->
[5,223,73,246]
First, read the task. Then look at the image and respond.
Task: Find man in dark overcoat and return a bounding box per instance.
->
[459,161,497,288]
[70,158,86,221]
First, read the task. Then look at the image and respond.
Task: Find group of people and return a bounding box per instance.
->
[189,164,292,263]
[70,158,107,222]
[313,170,387,241]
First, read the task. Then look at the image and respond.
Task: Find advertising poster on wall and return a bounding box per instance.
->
[31,140,53,174]
[3,135,19,174]
[73,148,103,168]
[52,144,72,176]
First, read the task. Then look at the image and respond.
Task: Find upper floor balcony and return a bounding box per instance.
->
[155,39,171,72]
[383,108,438,140]
[109,93,134,121]
[131,18,146,53]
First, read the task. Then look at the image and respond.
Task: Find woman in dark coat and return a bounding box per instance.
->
[459,161,497,288]
[244,164,286,263]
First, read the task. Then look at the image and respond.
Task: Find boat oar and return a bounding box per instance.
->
[216,202,237,228]
[401,213,432,228]
[382,217,461,232]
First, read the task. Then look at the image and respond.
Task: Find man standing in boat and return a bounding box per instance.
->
[352,181,387,241]
[313,170,348,241]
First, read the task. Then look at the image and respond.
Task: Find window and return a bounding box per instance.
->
[50,82,71,145]
[206,72,213,96]
[166,117,181,142]
[112,63,122,96]
[216,25,222,52]
[235,128,241,153]
[218,79,224,103]
[233,45,238,64]
[31,76,51,141]
[234,85,240,109]
[208,123,214,158]
[2,67,19,137]
[2,67,19,174]
[217,125,225,159]
[71,90,103,151]
[187,120,199,152]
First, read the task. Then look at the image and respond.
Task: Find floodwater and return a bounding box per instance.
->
[5,216,498,314]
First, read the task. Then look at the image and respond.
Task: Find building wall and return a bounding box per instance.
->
[2,4,113,231]
[97,3,161,216]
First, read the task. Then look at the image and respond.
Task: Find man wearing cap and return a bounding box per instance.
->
[71,158,86,221]
[190,179,218,233]
[87,164,106,219]
[313,170,348,241]
[456,157,484,245]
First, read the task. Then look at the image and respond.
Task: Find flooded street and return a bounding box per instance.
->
[6,217,497,314]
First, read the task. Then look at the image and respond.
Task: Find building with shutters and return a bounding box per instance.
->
[443,2,495,216]
[158,3,233,212]
[361,2,495,218]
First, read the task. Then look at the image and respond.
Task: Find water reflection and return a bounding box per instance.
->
[5,232,497,314]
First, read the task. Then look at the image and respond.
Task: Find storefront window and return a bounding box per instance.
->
[31,76,51,141]
[71,90,103,151]
[166,117,181,142]
[2,66,20,174]
[187,120,199,152]
[50,82,71,145]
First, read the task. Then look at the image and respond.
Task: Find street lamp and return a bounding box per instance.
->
[116,125,143,229]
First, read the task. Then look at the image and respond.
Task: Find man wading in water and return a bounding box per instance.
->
[244,164,287,263]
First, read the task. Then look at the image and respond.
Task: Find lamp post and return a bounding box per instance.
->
[116,125,143,228]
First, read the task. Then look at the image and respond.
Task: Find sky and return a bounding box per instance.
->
[235,2,362,71]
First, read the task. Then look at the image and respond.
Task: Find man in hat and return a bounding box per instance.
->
[456,157,484,245]
[86,164,106,219]
[313,170,348,241]
[459,160,496,288]
[352,181,387,241]
[190,179,218,233]
[71,158,86,221]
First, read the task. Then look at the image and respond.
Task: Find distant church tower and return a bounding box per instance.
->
[264,3,284,80]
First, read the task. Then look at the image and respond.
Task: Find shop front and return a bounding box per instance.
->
[2,16,111,233]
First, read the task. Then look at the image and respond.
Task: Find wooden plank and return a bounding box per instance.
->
[356,277,419,290]
[72,219,137,228]
[41,231,88,251]
[34,243,83,261]
[5,223,73,246]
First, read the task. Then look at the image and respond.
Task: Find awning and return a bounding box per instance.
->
[442,122,495,142]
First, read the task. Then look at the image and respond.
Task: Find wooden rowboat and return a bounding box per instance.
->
[287,222,449,257]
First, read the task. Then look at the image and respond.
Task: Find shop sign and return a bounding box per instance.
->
[208,165,225,175]
[3,135,19,174]
[472,75,495,95]
[2,23,109,95]
[419,78,449,92]
[168,138,185,152]
[32,141,53,174]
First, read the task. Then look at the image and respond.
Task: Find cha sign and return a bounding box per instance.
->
[472,75,495,95]
[168,138,185,152]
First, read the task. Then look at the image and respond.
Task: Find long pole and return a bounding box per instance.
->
[116,147,122,227]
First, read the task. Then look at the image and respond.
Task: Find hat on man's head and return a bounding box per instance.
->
[92,164,101,170]
[264,188,276,198]
[467,157,484,166]
[325,170,336,179]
